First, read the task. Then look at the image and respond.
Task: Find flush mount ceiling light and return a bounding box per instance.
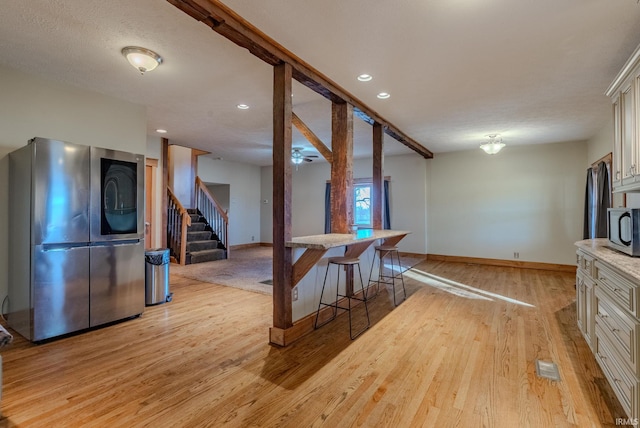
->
[156,129,167,134]
[480,134,505,155]
[377,92,390,99]
[121,46,163,75]
[357,74,373,82]
[237,104,250,110]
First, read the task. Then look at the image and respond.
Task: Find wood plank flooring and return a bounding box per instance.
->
[0,261,626,427]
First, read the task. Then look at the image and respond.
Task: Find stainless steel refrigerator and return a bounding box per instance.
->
[8,138,145,341]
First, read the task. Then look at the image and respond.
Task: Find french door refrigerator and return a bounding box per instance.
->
[8,138,145,342]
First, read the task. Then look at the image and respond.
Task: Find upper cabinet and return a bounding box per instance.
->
[607,43,640,192]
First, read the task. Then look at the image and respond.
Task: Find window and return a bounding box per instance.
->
[354,183,372,227]
[324,178,390,233]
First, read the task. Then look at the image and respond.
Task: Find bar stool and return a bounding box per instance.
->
[368,245,406,306]
[314,256,370,339]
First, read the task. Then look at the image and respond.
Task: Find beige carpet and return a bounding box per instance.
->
[170,246,425,295]
[170,246,274,295]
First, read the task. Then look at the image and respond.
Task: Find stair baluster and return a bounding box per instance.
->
[195,177,229,255]
[167,187,191,265]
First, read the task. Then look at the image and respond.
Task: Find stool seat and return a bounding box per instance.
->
[374,245,398,252]
[328,257,361,265]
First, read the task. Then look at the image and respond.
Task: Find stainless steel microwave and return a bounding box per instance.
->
[608,208,640,256]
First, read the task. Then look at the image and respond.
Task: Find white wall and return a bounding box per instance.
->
[260,165,273,243]
[168,145,193,207]
[585,117,632,208]
[260,153,428,254]
[198,157,261,246]
[428,141,587,265]
[206,184,230,213]
[0,65,146,301]
[587,117,613,165]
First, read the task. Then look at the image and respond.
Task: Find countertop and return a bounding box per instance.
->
[286,229,410,250]
[575,238,640,282]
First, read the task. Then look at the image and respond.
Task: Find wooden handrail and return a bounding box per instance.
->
[195,177,228,223]
[167,186,192,265]
[194,176,229,254]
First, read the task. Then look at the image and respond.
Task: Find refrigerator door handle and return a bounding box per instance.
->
[41,243,90,251]
[90,239,141,247]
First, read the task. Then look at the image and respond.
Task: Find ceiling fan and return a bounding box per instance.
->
[291,147,318,164]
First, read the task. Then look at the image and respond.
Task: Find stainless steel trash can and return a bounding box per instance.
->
[145,248,171,305]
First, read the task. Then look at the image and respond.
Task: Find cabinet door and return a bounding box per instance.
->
[585,278,594,344]
[613,96,623,189]
[89,241,145,327]
[577,272,586,334]
[34,245,90,341]
[621,82,636,185]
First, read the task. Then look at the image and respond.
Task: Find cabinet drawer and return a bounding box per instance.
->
[595,287,640,375]
[594,331,637,418]
[595,261,637,317]
[577,250,595,279]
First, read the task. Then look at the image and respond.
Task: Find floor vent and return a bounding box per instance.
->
[535,360,561,381]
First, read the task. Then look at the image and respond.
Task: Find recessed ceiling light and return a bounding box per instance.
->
[357,74,373,82]
[377,92,390,99]
[237,104,250,110]
[156,129,167,134]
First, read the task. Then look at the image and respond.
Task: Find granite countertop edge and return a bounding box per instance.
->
[575,238,640,282]
[287,230,411,250]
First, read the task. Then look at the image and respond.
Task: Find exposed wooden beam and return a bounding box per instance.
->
[291,112,333,163]
[167,0,434,159]
[372,123,384,230]
[291,248,328,288]
[330,102,354,234]
[272,63,294,331]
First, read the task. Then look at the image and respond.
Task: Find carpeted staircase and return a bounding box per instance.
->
[185,209,227,264]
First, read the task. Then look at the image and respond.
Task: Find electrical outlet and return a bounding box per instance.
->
[251,235,254,241]
[514,252,520,259]
[292,288,298,301]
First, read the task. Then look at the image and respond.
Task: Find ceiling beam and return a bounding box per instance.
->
[167,0,434,159]
[291,112,333,163]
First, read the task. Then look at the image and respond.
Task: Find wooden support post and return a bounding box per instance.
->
[330,101,354,234]
[272,63,294,332]
[372,122,384,230]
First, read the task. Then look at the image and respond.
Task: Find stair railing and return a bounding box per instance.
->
[195,177,229,254]
[167,186,191,265]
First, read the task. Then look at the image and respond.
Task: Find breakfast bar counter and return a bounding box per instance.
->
[285,229,410,288]
[286,229,410,250]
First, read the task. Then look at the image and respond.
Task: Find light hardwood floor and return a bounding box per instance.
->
[0,261,624,427]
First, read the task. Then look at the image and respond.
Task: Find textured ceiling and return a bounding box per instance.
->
[1,0,640,165]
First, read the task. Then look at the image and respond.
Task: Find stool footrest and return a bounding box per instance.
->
[314,257,371,339]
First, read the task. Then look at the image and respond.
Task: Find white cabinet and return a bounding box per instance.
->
[613,95,623,188]
[576,241,640,420]
[577,249,595,347]
[607,43,640,192]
